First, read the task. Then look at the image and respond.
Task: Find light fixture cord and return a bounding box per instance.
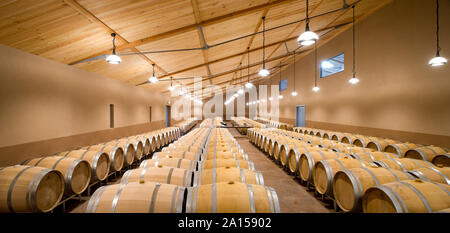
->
[247,47,250,83]
[305,0,310,28]
[262,16,266,69]
[436,0,440,55]
[152,63,155,76]
[240,62,242,85]
[170,77,173,87]
[293,50,296,91]
[352,5,356,77]
[111,33,117,55]
[314,42,317,87]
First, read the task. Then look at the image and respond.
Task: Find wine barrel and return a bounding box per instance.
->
[286,145,324,174]
[199,159,255,171]
[341,134,360,145]
[350,151,399,162]
[185,181,280,213]
[193,167,264,186]
[57,149,110,182]
[0,165,64,213]
[203,151,248,161]
[313,157,375,195]
[374,158,435,172]
[22,156,91,195]
[333,167,414,212]
[140,158,197,171]
[404,146,448,162]
[362,179,450,213]
[432,153,450,167]
[323,132,333,140]
[148,135,157,153]
[130,135,150,156]
[82,145,124,172]
[124,138,144,161]
[85,182,185,213]
[366,138,399,151]
[298,151,348,183]
[408,166,450,184]
[153,151,201,161]
[104,140,135,166]
[384,143,421,157]
[331,132,347,142]
[120,167,193,186]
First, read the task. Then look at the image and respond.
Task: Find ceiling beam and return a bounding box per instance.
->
[63,0,168,75]
[68,0,296,66]
[191,0,212,77]
[132,22,348,86]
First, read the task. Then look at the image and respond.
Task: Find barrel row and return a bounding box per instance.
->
[83,118,280,213]
[248,127,450,213]
[0,127,181,213]
[293,126,449,166]
[174,117,198,134]
[254,117,292,130]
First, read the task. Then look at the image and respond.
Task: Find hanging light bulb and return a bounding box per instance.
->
[278,95,284,99]
[297,0,318,46]
[148,64,158,83]
[429,0,447,66]
[262,99,266,103]
[238,88,244,95]
[269,97,273,101]
[168,77,175,91]
[291,91,298,96]
[349,75,360,85]
[312,86,320,92]
[259,16,270,77]
[106,33,122,64]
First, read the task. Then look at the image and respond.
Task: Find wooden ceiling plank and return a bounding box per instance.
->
[69,0,296,65]
[63,0,168,74]
[191,0,211,76]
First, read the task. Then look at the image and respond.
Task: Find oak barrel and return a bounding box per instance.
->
[22,156,91,195]
[362,179,450,213]
[85,182,185,213]
[407,166,450,184]
[185,181,280,213]
[57,149,110,182]
[193,167,264,186]
[432,153,450,167]
[0,165,64,213]
[298,151,348,182]
[199,159,255,171]
[82,145,124,172]
[404,146,448,162]
[140,158,198,171]
[121,167,193,186]
[384,143,421,156]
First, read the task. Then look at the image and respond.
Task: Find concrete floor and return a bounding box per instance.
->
[69,124,333,213]
[227,127,332,213]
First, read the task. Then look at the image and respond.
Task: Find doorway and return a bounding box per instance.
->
[296,105,305,127]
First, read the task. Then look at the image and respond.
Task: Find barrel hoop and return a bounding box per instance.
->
[304,153,315,181]
[111,183,128,212]
[185,187,193,213]
[258,172,265,186]
[91,152,103,180]
[165,167,174,184]
[316,150,326,160]
[148,183,161,213]
[426,167,450,184]
[409,159,425,168]
[27,168,53,213]
[240,168,246,183]
[399,181,432,213]
[333,158,346,170]
[408,170,429,182]
[264,186,275,213]
[187,170,193,187]
[65,159,82,192]
[88,186,107,213]
[342,170,363,211]
[246,184,256,213]
[321,160,335,194]
[60,151,71,157]
[250,162,255,171]
[391,158,407,172]
[193,186,198,213]
[269,187,280,213]
[170,186,179,213]
[33,156,48,166]
[376,185,407,213]
[385,167,408,181]
[181,169,187,187]
[360,167,380,186]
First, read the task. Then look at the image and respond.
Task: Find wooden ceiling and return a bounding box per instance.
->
[0,0,391,98]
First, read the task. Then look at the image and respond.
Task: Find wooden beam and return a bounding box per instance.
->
[63,0,168,74]
[69,0,296,65]
[191,0,211,77]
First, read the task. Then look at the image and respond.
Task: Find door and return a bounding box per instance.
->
[165,105,171,127]
[296,105,305,127]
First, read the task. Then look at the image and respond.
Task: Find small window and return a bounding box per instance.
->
[279,79,287,91]
[320,53,344,78]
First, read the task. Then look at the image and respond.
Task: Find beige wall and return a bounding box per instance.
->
[265,0,450,146]
[0,43,168,162]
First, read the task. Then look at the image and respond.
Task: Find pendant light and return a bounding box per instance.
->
[168,77,175,91]
[291,50,298,96]
[148,63,158,83]
[238,62,244,95]
[278,62,283,99]
[259,17,270,77]
[245,47,253,88]
[429,0,447,66]
[349,5,360,85]
[312,42,320,92]
[106,33,122,64]
[298,0,319,46]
